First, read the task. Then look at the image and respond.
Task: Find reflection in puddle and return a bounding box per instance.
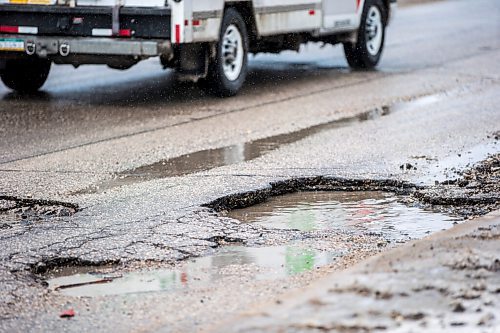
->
[48,245,337,297]
[227,191,460,241]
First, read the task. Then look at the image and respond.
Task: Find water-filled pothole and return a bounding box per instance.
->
[48,191,459,297]
[226,191,461,242]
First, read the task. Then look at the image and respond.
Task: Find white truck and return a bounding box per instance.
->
[0,0,396,96]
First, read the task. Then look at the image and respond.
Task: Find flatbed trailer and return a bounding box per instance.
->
[0,0,396,96]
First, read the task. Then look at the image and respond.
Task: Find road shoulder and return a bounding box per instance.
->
[221,210,500,332]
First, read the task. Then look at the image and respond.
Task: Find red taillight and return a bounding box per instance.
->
[119,29,132,37]
[0,25,38,34]
[309,9,316,16]
[175,24,181,44]
[0,25,18,33]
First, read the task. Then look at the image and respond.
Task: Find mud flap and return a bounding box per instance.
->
[176,43,209,79]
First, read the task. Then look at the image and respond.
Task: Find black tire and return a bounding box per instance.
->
[0,58,51,93]
[204,8,248,97]
[344,0,387,69]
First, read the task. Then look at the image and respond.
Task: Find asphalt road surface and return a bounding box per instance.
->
[0,0,499,332]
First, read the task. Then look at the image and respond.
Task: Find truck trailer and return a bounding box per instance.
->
[0,0,396,96]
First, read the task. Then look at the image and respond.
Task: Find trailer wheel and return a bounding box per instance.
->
[344,0,386,69]
[204,8,248,97]
[1,58,51,93]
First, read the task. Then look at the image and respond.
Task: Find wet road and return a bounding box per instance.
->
[0,0,500,332]
[0,0,498,198]
[0,0,499,168]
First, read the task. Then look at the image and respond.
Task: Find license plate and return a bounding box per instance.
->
[0,39,25,52]
[8,0,53,4]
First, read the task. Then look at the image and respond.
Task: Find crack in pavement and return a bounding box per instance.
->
[0,196,78,212]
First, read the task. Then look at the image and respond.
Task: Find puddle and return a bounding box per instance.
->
[416,142,499,185]
[77,93,445,195]
[47,245,337,297]
[76,108,389,195]
[227,191,460,241]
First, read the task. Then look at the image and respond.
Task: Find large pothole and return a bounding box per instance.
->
[46,190,458,297]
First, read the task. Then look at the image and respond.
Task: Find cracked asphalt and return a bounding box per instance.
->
[0,0,499,331]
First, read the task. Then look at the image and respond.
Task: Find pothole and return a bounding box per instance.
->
[46,190,458,297]
[0,196,78,223]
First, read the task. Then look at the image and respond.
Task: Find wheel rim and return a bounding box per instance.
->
[222,24,244,81]
[365,6,383,56]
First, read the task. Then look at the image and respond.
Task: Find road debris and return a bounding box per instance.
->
[59,309,75,319]
[410,153,500,218]
[400,163,417,171]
